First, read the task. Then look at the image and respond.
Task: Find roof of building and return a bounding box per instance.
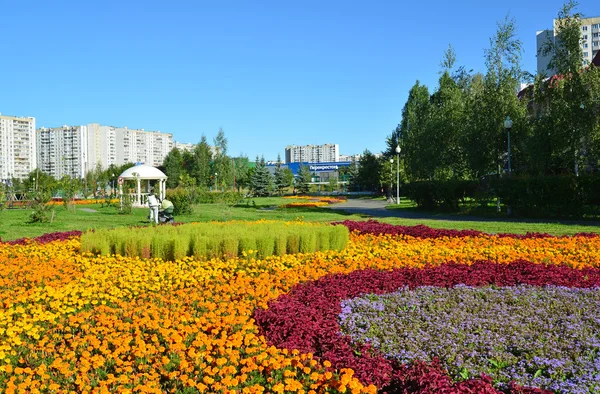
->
[593,51,600,67]
[119,164,167,180]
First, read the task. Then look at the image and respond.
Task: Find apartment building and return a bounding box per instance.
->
[113,126,172,167]
[87,123,117,170]
[285,143,339,164]
[37,125,88,179]
[173,142,196,153]
[0,114,36,180]
[35,123,173,178]
[537,16,600,75]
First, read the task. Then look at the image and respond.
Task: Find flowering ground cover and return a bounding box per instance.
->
[281,196,347,208]
[0,220,599,393]
[340,285,600,392]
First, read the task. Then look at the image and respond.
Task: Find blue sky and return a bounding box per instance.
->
[0,0,596,161]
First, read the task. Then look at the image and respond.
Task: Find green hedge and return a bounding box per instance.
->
[404,180,479,210]
[405,175,600,217]
[80,221,349,261]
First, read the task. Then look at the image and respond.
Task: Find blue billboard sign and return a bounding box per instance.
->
[266,161,352,175]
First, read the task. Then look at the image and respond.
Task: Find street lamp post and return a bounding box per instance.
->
[389,158,394,202]
[504,116,513,216]
[504,116,513,176]
[112,173,115,197]
[395,145,401,204]
[215,172,218,192]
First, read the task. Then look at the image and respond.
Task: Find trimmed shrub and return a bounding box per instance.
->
[80,221,349,261]
[220,238,239,260]
[316,229,330,251]
[256,235,275,259]
[299,231,317,254]
[191,234,208,260]
[286,233,300,255]
[172,236,188,261]
[238,237,257,255]
[273,234,287,257]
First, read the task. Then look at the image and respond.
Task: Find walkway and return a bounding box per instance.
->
[328,199,600,226]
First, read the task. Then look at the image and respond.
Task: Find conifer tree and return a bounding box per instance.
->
[273,154,289,195]
[296,164,311,194]
[250,156,273,197]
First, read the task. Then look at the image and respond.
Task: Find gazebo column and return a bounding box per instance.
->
[137,178,141,206]
[119,184,123,208]
[162,179,166,200]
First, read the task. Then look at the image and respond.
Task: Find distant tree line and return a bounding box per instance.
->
[161,129,297,196]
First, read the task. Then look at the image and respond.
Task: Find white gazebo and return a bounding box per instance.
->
[118,164,168,207]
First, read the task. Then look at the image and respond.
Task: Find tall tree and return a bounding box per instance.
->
[463,15,528,178]
[250,156,273,197]
[399,81,433,180]
[532,1,596,175]
[296,163,312,194]
[212,128,232,190]
[191,135,213,187]
[162,148,184,188]
[356,150,382,193]
[273,154,289,195]
[428,70,468,179]
[232,156,250,192]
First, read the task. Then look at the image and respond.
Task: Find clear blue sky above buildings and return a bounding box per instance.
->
[0,0,596,161]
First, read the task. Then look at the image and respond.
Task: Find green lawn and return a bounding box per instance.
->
[1,196,599,241]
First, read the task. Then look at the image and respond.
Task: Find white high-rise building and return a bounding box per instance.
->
[37,125,88,179]
[173,142,196,153]
[87,123,117,170]
[36,124,174,178]
[0,114,36,180]
[113,126,172,167]
[537,16,600,75]
[285,143,339,164]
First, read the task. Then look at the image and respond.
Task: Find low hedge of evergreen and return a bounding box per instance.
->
[80,221,349,261]
[405,175,600,217]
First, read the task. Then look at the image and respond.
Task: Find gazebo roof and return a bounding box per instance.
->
[119,164,167,180]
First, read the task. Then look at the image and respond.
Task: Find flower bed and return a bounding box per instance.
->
[0,221,598,393]
[283,196,347,206]
[256,261,600,393]
[281,201,329,208]
[340,285,600,391]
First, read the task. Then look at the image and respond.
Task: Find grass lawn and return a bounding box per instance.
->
[1,196,599,241]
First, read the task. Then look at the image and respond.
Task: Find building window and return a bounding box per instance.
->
[584,43,589,48]
[584,35,588,39]
[584,52,589,57]
[582,26,588,31]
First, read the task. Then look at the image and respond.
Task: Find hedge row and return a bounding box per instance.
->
[80,221,349,261]
[404,175,600,217]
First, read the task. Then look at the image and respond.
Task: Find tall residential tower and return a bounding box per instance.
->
[0,114,36,180]
[285,144,339,164]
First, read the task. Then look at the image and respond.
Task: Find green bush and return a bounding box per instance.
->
[256,235,275,259]
[80,221,349,261]
[405,175,600,218]
[166,187,196,215]
[286,233,300,254]
[220,238,239,260]
[299,230,317,254]
[273,233,287,257]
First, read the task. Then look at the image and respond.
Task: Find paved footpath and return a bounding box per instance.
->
[328,198,600,226]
